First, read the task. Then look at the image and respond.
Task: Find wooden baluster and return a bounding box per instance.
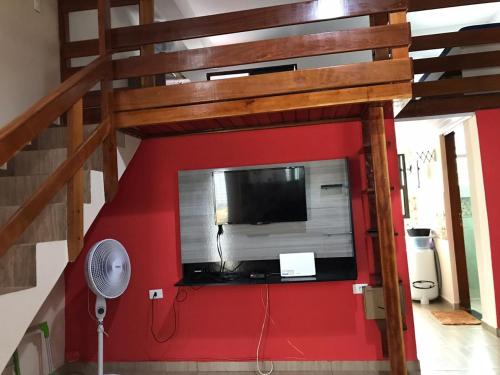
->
[67,99,84,261]
[389,11,410,59]
[139,0,155,87]
[367,105,407,375]
[98,0,119,201]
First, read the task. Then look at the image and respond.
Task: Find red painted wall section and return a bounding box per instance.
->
[65,120,417,362]
[475,109,500,328]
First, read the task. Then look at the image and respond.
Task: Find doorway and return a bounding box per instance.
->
[395,115,498,373]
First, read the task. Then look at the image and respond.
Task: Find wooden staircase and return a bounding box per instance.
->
[0,125,125,293]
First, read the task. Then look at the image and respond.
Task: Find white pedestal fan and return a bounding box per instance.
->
[85,239,131,375]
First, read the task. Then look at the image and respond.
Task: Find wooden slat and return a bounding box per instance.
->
[365,105,407,375]
[60,0,139,13]
[115,59,413,111]
[67,99,84,262]
[396,93,500,118]
[413,74,500,98]
[0,121,109,257]
[62,0,408,58]
[115,82,412,128]
[409,0,500,12]
[411,26,500,51]
[0,57,106,166]
[113,23,411,79]
[62,39,100,59]
[413,50,500,74]
[139,0,155,87]
[98,0,119,202]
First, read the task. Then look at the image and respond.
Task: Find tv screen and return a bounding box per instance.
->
[213,167,307,225]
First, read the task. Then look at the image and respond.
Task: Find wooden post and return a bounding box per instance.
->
[98,0,119,201]
[389,11,410,59]
[367,105,407,375]
[139,0,155,87]
[67,99,84,261]
[57,0,71,81]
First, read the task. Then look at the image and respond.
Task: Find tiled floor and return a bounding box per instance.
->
[413,301,500,374]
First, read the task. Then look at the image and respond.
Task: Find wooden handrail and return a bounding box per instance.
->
[0,56,108,166]
[0,119,110,257]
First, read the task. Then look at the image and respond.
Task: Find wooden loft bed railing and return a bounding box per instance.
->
[2,1,412,374]
[59,0,413,136]
[398,0,500,118]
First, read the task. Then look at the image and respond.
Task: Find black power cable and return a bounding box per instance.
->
[216,224,224,272]
[150,288,187,343]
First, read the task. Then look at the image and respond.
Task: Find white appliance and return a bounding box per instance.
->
[406,236,439,304]
[279,252,316,277]
[85,239,131,375]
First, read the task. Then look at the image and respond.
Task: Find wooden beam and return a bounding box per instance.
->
[67,99,84,262]
[409,0,499,12]
[411,26,500,51]
[115,82,412,128]
[365,105,407,375]
[0,57,106,166]
[139,0,155,87]
[115,59,413,111]
[62,0,408,58]
[413,74,500,98]
[0,121,109,257]
[60,0,139,13]
[98,0,119,202]
[113,23,411,79]
[396,93,500,118]
[413,50,500,74]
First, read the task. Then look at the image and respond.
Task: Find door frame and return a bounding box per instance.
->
[443,131,471,310]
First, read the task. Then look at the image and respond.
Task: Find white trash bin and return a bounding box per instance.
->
[406,232,439,304]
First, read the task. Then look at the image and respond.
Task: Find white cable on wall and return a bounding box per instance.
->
[256,284,273,375]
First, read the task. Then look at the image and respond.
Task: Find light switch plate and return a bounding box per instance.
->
[149,289,163,300]
[352,283,368,294]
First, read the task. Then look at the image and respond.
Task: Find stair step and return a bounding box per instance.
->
[0,170,92,206]
[34,124,126,150]
[0,204,66,245]
[9,147,103,176]
[0,244,36,294]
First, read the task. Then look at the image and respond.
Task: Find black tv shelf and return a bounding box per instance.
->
[176,257,357,287]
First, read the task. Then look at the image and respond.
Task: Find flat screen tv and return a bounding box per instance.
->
[213,166,307,225]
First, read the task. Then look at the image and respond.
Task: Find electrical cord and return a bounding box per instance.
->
[150,288,187,343]
[217,225,224,272]
[256,283,273,375]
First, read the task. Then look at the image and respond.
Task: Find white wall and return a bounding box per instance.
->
[463,117,498,329]
[0,0,60,128]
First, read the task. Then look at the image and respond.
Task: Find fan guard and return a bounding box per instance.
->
[85,239,131,299]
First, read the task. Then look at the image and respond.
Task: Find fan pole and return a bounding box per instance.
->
[98,320,104,375]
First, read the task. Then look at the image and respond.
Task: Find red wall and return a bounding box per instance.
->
[475,109,500,328]
[65,120,417,362]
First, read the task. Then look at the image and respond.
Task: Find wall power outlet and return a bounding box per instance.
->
[352,283,368,295]
[149,289,163,300]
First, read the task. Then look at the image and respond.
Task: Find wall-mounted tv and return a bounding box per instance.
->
[213,167,307,225]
